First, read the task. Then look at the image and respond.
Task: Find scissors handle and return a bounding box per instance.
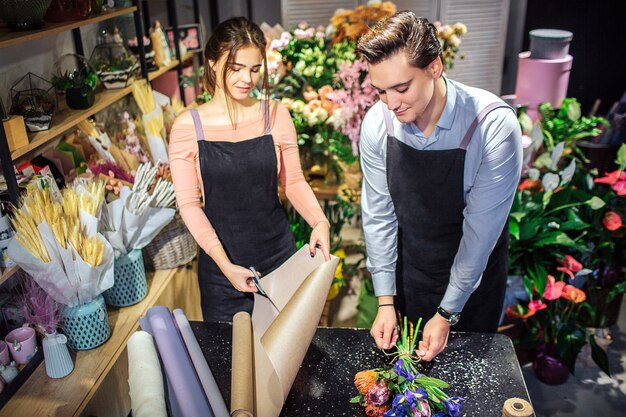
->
[249,266,267,296]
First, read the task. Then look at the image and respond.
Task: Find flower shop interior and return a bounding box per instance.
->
[0,0,625,416]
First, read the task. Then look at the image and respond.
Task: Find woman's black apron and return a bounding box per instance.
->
[190,104,296,322]
[383,102,510,332]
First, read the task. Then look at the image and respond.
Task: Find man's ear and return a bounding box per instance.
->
[430,56,444,78]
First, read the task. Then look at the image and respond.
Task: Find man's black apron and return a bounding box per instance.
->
[383,102,510,332]
[190,104,296,322]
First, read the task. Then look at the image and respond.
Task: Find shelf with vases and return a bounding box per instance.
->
[11,84,135,160]
[0,7,138,49]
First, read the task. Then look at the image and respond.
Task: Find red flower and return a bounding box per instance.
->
[557,255,583,279]
[594,170,626,185]
[603,211,623,231]
[561,285,586,304]
[543,275,565,300]
[518,179,541,190]
[528,299,547,311]
[612,181,626,196]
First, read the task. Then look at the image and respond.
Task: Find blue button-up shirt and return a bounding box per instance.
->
[359,78,522,313]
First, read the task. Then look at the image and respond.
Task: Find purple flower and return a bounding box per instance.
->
[393,359,420,381]
[404,389,418,410]
[432,412,447,417]
[442,396,465,417]
[384,403,408,417]
[365,382,390,406]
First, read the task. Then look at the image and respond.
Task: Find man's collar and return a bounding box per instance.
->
[436,77,457,131]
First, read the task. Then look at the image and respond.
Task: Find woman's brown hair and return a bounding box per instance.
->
[357,11,442,69]
[203,16,270,127]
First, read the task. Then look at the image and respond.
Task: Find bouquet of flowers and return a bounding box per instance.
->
[351,316,464,417]
[100,162,176,257]
[433,21,468,71]
[7,178,114,307]
[329,1,397,44]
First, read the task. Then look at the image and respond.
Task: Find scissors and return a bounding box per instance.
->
[249,266,281,312]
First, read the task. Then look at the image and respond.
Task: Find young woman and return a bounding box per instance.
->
[169,17,330,322]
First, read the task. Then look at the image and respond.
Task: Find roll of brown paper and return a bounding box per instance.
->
[231,312,254,417]
[502,398,533,417]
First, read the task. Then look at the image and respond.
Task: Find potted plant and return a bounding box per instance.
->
[9,72,57,132]
[507,268,609,385]
[89,42,139,89]
[52,54,98,110]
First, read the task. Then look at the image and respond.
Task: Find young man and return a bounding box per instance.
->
[358,11,522,361]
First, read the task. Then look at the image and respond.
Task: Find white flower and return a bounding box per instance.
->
[448,34,461,48]
[542,172,560,193]
[306,107,328,126]
[291,100,305,114]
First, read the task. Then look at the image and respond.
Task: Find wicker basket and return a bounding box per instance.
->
[143,213,198,271]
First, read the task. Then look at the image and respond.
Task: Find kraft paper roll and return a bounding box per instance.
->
[502,397,534,417]
[173,309,229,417]
[232,246,339,417]
[127,331,167,417]
[231,311,254,417]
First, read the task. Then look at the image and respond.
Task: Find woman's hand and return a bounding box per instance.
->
[209,244,258,292]
[309,221,331,260]
[223,263,259,293]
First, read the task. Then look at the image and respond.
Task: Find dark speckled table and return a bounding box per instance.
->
[190,322,534,416]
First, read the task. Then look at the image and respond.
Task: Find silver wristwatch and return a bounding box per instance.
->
[437,306,461,325]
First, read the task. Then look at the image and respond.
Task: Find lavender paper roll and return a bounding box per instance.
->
[140,306,213,417]
[173,309,229,417]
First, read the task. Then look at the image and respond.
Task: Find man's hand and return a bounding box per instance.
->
[370,299,398,350]
[417,312,450,361]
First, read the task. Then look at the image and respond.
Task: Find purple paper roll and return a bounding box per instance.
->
[140,306,213,417]
[173,309,229,417]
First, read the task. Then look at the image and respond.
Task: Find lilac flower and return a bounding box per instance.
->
[442,396,465,417]
[365,382,390,406]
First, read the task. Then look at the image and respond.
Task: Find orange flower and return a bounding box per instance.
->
[364,402,390,417]
[318,85,334,101]
[518,179,541,190]
[354,370,377,395]
[561,285,586,303]
[303,87,319,102]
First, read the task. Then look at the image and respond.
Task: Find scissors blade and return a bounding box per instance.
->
[249,267,281,312]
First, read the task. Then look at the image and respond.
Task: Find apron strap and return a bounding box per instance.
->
[262,98,271,135]
[382,106,394,137]
[190,108,206,141]
[459,102,512,150]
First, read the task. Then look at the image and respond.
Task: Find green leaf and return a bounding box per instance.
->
[588,333,611,377]
[556,323,587,373]
[559,219,589,231]
[509,221,520,240]
[510,212,526,222]
[616,144,626,170]
[527,261,548,295]
[533,232,578,248]
[522,275,535,298]
[608,281,626,301]
[413,375,450,389]
[350,395,363,403]
[566,99,581,121]
[587,196,606,210]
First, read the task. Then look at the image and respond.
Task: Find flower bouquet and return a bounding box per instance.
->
[7,178,113,308]
[433,21,468,72]
[351,317,464,417]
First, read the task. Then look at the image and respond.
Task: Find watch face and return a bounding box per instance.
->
[449,313,460,325]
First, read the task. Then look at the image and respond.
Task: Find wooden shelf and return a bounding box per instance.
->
[0,264,19,286]
[0,7,137,49]
[11,85,135,160]
[147,52,194,81]
[0,267,183,417]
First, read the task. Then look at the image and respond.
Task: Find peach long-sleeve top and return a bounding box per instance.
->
[169,101,329,256]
